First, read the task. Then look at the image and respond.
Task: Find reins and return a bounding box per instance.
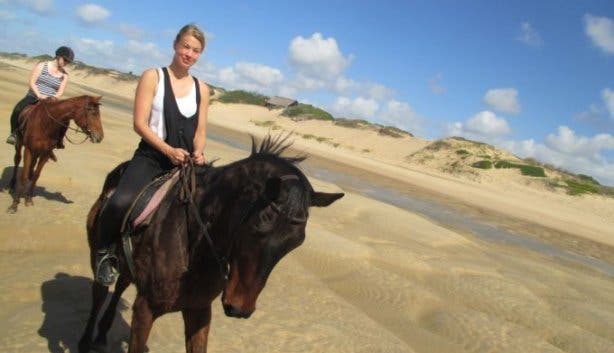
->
[179,159,230,282]
[42,101,91,144]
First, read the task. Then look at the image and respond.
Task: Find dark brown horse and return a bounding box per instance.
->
[8,95,103,213]
[78,135,344,353]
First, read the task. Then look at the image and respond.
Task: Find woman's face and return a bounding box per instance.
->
[57,56,71,68]
[174,34,203,69]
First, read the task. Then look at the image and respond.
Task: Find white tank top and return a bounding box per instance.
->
[149,67,197,140]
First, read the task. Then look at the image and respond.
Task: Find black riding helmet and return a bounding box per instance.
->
[55,46,74,63]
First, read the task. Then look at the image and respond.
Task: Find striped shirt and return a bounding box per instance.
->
[27,62,64,98]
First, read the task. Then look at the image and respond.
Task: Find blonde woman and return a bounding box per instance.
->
[95,24,210,285]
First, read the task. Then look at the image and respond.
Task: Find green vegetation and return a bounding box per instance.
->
[471,160,493,169]
[282,103,334,121]
[456,149,471,156]
[565,179,601,195]
[377,126,412,138]
[217,90,268,106]
[251,120,280,130]
[424,140,451,152]
[333,118,370,128]
[493,160,545,177]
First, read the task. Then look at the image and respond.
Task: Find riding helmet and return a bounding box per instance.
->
[55,46,74,63]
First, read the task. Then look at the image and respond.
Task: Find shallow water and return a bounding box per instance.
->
[208,129,614,278]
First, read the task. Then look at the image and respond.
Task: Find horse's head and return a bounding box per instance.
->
[74,96,104,143]
[220,164,343,319]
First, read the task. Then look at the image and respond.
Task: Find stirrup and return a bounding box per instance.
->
[6,133,16,145]
[95,250,118,286]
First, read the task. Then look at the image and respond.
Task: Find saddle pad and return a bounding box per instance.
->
[123,169,181,232]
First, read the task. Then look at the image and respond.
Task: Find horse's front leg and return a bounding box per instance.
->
[92,274,130,348]
[9,142,22,191]
[78,281,110,353]
[128,295,156,353]
[8,147,31,213]
[26,154,50,206]
[182,306,212,353]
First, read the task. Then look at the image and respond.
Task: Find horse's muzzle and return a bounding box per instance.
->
[89,132,103,143]
[223,303,253,319]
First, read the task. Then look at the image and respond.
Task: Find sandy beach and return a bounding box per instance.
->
[0,57,613,353]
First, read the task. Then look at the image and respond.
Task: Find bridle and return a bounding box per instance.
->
[178,159,308,283]
[42,100,96,144]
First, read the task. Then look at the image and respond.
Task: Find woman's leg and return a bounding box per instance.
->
[95,152,165,285]
[7,95,37,144]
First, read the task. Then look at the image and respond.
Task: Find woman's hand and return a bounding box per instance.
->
[192,151,206,165]
[165,146,190,165]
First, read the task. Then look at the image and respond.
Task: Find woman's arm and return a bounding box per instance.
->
[133,69,189,165]
[55,74,68,98]
[192,80,210,165]
[28,62,44,99]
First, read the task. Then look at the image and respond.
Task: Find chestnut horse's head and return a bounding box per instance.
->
[219,144,343,319]
[74,95,104,143]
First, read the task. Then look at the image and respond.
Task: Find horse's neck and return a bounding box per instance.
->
[45,97,82,123]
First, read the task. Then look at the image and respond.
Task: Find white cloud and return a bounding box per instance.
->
[379,100,423,134]
[366,83,395,101]
[76,3,110,24]
[602,88,614,119]
[215,62,284,94]
[117,23,145,40]
[516,21,542,46]
[289,33,350,80]
[19,0,53,14]
[333,96,379,118]
[584,14,614,54]
[545,126,614,158]
[446,111,511,140]
[484,88,520,114]
[505,127,614,185]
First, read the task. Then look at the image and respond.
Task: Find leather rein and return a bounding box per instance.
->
[42,100,93,144]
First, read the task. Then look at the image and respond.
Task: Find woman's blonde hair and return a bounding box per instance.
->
[174,23,206,50]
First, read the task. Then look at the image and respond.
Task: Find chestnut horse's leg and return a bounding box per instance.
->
[26,154,50,206]
[78,281,110,353]
[8,146,32,213]
[182,306,212,353]
[128,295,156,353]
[92,274,130,347]
[9,141,22,190]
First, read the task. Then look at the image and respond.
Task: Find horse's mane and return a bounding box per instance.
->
[250,134,306,164]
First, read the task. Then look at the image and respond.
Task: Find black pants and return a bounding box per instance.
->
[10,95,38,132]
[98,145,173,248]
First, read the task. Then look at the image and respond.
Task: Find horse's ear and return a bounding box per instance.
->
[265,177,282,201]
[310,192,344,207]
[94,96,102,104]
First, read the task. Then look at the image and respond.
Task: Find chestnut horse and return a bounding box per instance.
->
[78,135,344,353]
[8,95,103,213]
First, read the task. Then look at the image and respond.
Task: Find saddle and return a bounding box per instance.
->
[121,168,182,234]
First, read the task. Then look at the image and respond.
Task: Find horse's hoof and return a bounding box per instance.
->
[7,205,17,214]
[25,199,33,207]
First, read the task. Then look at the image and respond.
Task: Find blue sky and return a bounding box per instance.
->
[2,1,614,184]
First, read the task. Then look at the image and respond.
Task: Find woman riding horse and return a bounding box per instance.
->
[95,24,209,285]
[7,46,74,147]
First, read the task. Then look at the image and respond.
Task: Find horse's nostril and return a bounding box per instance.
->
[223,304,252,319]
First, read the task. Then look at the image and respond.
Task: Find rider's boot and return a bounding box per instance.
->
[95,246,118,286]
[6,132,16,145]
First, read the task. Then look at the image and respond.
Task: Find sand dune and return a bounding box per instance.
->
[0,57,613,353]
